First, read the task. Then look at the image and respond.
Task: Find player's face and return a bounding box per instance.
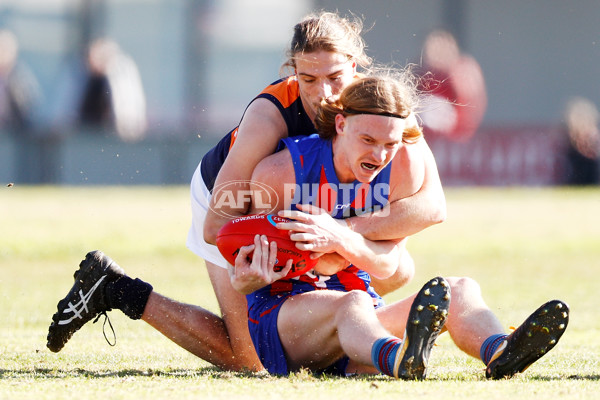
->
[294,51,356,123]
[333,114,406,183]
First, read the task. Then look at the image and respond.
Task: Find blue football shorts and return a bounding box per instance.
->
[248,292,350,376]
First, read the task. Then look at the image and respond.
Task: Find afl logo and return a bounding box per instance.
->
[209,180,279,218]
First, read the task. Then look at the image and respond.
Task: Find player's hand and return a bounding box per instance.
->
[228,234,292,294]
[277,204,348,255]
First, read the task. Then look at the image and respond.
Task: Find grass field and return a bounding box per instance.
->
[1,185,599,399]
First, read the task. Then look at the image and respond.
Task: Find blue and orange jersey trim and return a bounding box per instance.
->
[259,76,302,109]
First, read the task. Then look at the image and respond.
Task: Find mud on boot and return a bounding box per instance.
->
[395,276,451,380]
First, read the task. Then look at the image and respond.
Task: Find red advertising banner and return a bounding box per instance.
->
[427,125,566,186]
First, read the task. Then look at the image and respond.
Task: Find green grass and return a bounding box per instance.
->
[1,185,599,399]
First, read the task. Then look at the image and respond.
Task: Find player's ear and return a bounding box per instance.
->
[335,113,346,135]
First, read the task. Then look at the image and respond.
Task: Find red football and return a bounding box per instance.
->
[216,214,316,279]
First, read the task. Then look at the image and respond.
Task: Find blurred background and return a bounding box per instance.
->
[0,0,599,186]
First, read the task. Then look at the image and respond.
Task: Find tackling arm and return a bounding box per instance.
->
[278,206,403,279]
[203,99,288,244]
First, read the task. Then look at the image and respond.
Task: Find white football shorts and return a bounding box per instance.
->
[186,162,230,269]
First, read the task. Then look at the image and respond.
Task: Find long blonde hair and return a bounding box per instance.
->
[315,70,422,143]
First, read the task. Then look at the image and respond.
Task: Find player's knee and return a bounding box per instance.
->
[335,290,373,317]
[345,289,373,304]
[446,276,481,302]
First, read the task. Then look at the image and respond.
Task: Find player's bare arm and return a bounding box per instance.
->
[387,138,427,204]
[281,205,403,279]
[204,98,288,244]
